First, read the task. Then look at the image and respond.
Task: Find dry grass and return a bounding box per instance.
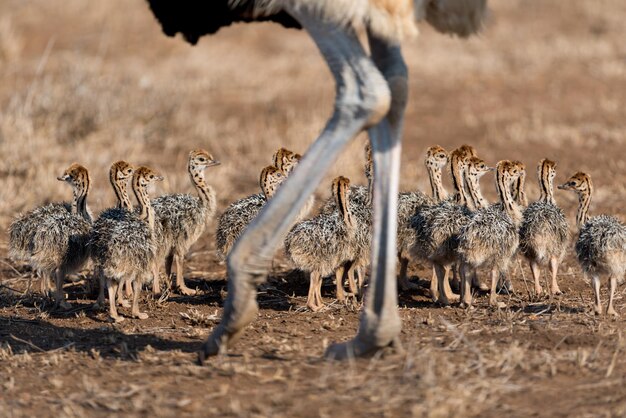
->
[1,0,626,417]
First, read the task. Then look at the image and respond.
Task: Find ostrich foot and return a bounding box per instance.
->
[325,335,403,360]
[118,298,131,308]
[109,314,125,323]
[473,278,490,292]
[438,293,460,306]
[343,293,359,310]
[594,304,602,316]
[198,298,259,364]
[307,301,324,312]
[489,297,506,309]
[550,286,563,296]
[176,285,197,296]
[132,311,149,320]
[475,283,490,292]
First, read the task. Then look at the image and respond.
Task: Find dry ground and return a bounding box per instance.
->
[1,0,626,417]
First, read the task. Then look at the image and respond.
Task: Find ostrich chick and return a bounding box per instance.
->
[285,176,356,311]
[409,147,485,304]
[152,149,219,295]
[216,165,286,258]
[273,147,301,175]
[8,164,92,308]
[458,160,523,308]
[559,172,626,316]
[319,142,373,296]
[395,145,446,291]
[93,161,136,308]
[273,147,315,223]
[519,159,569,296]
[89,166,164,322]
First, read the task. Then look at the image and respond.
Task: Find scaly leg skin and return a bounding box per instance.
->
[442,265,459,302]
[459,263,473,308]
[107,279,124,323]
[306,272,323,311]
[530,260,543,296]
[152,263,161,296]
[93,267,106,309]
[325,120,403,360]
[437,264,459,305]
[40,270,51,296]
[54,269,71,310]
[174,253,197,296]
[429,266,439,302]
[162,252,174,294]
[346,262,358,296]
[357,268,365,295]
[198,16,391,363]
[549,257,562,295]
[490,269,506,309]
[325,30,407,359]
[335,266,346,302]
[315,271,325,310]
[165,253,174,279]
[449,262,460,291]
[398,255,419,291]
[117,278,131,308]
[607,275,618,317]
[343,264,358,308]
[124,279,132,298]
[591,274,602,315]
[131,277,148,320]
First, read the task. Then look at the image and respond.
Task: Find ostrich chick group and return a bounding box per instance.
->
[7,144,625,324]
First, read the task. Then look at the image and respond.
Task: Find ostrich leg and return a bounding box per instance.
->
[199,14,391,362]
[325,33,406,359]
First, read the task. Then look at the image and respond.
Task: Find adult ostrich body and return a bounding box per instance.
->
[146,0,487,361]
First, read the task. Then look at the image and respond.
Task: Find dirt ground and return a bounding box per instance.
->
[1,0,625,417]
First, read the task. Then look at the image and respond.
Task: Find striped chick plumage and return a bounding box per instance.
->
[576,215,626,278]
[216,193,266,258]
[458,202,519,272]
[519,201,569,266]
[320,184,372,271]
[9,202,91,274]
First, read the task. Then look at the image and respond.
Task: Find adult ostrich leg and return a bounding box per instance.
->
[200,12,404,361]
[326,33,408,359]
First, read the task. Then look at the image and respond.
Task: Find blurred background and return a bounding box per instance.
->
[0,0,624,233]
[0,3,625,415]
